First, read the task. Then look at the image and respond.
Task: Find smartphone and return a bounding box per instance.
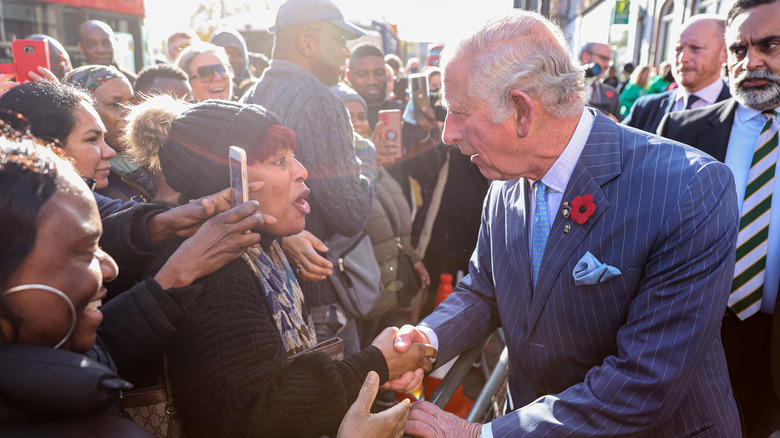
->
[408,73,430,118]
[11,40,50,83]
[378,109,402,146]
[228,146,248,208]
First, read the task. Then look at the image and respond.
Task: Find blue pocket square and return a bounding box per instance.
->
[573,251,621,286]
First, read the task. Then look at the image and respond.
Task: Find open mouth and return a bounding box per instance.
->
[294,188,311,215]
[85,298,102,312]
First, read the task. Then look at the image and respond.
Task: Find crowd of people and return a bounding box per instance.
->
[0,0,779,436]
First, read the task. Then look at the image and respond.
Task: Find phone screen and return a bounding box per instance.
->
[229,146,248,208]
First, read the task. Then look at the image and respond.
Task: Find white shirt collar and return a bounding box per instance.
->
[538,109,595,194]
[675,78,724,105]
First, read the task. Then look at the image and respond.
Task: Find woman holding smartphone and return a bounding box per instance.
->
[123,95,435,438]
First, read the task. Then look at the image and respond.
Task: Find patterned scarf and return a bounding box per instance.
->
[64,65,123,93]
[242,241,317,356]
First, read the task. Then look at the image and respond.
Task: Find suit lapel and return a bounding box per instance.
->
[526,112,622,333]
[696,99,739,162]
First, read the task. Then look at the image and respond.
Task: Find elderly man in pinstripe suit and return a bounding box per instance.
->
[393,10,742,438]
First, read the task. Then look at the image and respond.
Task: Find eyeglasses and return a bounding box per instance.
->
[588,51,612,64]
[310,29,348,48]
[189,64,229,82]
[82,177,97,191]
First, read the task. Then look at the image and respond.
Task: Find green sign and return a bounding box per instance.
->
[614,0,630,24]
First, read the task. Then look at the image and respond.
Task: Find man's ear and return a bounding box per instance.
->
[509,89,533,137]
[297,31,315,57]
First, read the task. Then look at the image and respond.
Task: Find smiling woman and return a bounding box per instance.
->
[177,42,234,102]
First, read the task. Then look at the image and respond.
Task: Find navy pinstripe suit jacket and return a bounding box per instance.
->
[420,111,742,436]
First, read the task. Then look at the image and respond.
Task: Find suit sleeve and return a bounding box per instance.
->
[488,161,739,436]
[419,182,503,365]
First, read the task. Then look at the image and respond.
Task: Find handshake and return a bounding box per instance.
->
[340,325,483,438]
[371,324,437,393]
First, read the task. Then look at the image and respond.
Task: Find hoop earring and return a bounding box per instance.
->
[3,284,76,350]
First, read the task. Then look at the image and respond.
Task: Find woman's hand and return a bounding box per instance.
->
[153,200,271,289]
[371,327,437,381]
[282,231,333,281]
[147,182,273,242]
[27,66,59,83]
[337,371,409,438]
[413,260,430,290]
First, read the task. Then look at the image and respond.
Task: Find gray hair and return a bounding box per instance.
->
[176,42,232,77]
[440,10,586,122]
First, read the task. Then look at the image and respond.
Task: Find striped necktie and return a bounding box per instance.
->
[531,182,549,288]
[730,110,779,320]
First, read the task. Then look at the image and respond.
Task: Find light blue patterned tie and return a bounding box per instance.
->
[531,182,549,288]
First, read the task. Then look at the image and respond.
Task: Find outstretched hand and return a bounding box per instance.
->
[153,199,271,289]
[382,324,433,392]
[147,182,274,242]
[372,326,436,388]
[337,371,409,438]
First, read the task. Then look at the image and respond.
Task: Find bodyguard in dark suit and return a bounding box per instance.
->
[391,10,740,437]
[624,15,729,133]
[658,0,780,435]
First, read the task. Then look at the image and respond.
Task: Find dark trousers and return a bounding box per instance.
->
[722,311,780,437]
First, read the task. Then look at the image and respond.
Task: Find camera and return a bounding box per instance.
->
[23,46,35,54]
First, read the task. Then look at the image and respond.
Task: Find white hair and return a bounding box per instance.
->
[440,10,586,123]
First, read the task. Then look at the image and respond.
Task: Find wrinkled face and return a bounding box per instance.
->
[349,55,388,104]
[224,46,246,76]
[581,43,611,78]
[79,24,114,66]
[310,24,351,87]
[674,20,727,93]
[345,100,370,138]
[4,176,118,353]
[726,2,780,111]
[441,59,522,181]
[188,52,232,101]
[64,102,116,190]
[248,148,310,236]
[93,77,134,151]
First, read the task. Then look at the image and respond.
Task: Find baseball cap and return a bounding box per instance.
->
[269,0,366,40]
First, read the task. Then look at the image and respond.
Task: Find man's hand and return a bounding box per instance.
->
[382,324,433,392]
[371,120,402,167]
[416,107,437,137]
[282,230,333,281]
[337,371,409,438]
[147,182,273,242]
[405,401,482,438]
[372,326,436,381]
[153,200,271,289]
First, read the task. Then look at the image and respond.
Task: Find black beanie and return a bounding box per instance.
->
[159,99,280,200]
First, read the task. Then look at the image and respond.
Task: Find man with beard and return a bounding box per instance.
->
[659,0,780,435]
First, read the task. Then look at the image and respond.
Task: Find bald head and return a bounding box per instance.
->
[79,20,115,66]
[674,15,727,93]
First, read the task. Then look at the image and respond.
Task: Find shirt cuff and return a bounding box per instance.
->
[481,423,493,438]
[417,325,438,351]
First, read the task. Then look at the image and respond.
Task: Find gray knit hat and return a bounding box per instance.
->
[330,83,367,111]
[160,99,280,200]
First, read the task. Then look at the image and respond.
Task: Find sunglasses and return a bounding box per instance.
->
[189,64,228,82]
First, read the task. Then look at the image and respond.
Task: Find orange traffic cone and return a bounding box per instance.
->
[435,273,453,308]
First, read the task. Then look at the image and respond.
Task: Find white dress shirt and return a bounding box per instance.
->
[671,78,725,112]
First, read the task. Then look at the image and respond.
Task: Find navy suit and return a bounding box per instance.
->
[420,111,741,436]
[623,83,731,134]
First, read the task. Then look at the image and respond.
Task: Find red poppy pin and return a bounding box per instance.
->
[570,194,596,224]
[606,90,614,98]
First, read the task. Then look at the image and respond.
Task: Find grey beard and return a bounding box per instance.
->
[730,69,780,111]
